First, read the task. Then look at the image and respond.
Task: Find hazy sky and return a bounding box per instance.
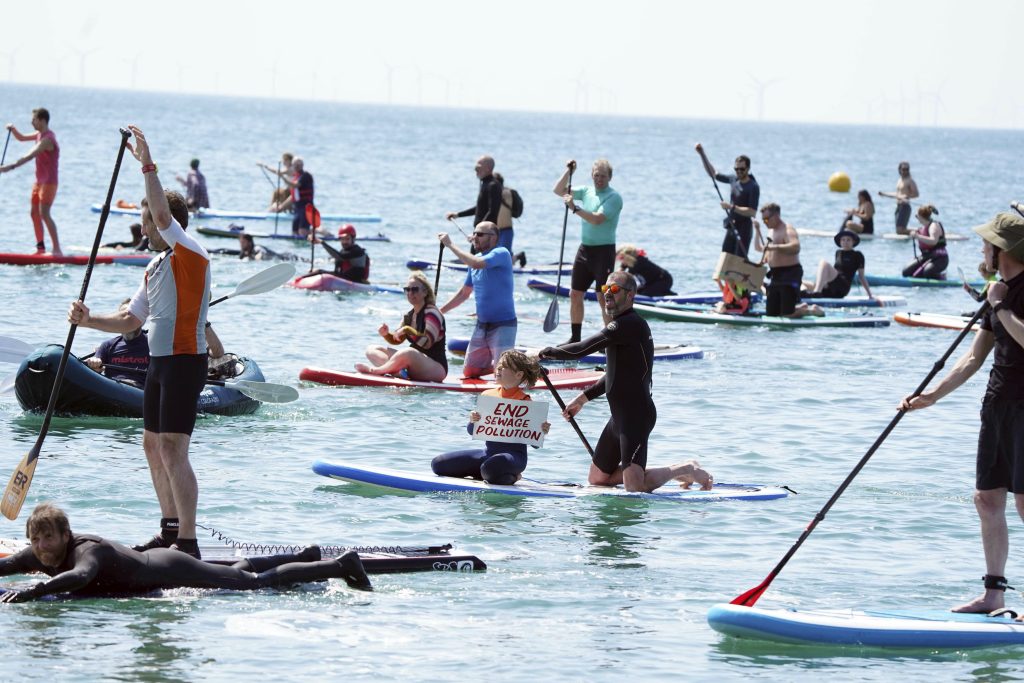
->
[4,0,1021,129]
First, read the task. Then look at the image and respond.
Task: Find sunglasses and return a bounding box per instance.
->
[471,232,496,238]
[600,283,633,294]
[734,166,748,172]
[403,286,422,293]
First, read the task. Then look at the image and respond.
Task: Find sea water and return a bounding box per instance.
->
[0,82,1022,681]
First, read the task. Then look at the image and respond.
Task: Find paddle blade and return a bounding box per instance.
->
[233,263,296,297]
[228,379,299,403]
[0,336,36,364]
[730,576,773,606]
[2,450,39,520]
[0,372,15,395]
[305,204,322,228]
[543,299,559,333]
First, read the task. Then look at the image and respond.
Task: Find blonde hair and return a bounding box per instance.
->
[496,349,542,387]
[616,244,639,267]
[407,271,435,306]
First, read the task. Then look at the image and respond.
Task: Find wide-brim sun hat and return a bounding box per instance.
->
[974,213,1024,260]
[834,229,861,248]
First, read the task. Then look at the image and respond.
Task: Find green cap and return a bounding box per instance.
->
[973,212,1024,260]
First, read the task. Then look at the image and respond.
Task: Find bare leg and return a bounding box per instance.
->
[622,460,713,493]
[157,432,198,540]
[143,429,178,520]
[953,488,1008,613]
[814,259,837,293]
[845,219,863,234]
[360,348,446,381]
[361,345,396,369]
[569,289,585,325]
[39,202,61,255]
[588,462,623,487]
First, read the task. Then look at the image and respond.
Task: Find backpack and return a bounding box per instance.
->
[503,188,524,218]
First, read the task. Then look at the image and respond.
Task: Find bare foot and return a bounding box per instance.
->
[951,592,1004,614]
[354,362,377,375]
[676,460,713,490]
[51,248,64,257]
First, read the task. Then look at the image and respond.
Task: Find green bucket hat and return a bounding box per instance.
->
[973,212,1024,260]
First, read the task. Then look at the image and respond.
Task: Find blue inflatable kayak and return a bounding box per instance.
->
[15,346,264,417]
[312,460,789,501]
[707,603,1024,648]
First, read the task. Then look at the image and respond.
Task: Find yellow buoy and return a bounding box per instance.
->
[828,172,851,193]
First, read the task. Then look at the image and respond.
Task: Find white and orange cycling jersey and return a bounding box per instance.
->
[128,218,211,357]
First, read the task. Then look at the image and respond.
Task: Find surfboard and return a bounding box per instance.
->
[445,337,705,362]
[796,228,967,242]
[866,274,986,288]
[288,273,403,294]
[882,231,968,242]
[407,259,571,276]
[299,366,604,392]
[527,278,759,306]
[633,303,890,328]
[94,203,383,224]
[312,460,790,501]
[0,252,151,267]
[707,603,1024,648]
[893,311,980,331]
[0,538,485,574]
[198,225,391,243]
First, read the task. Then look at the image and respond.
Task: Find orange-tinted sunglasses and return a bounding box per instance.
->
[600,283,632,294]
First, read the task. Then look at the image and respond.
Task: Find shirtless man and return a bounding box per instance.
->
[878,161,919,235]
[0,503,370,602]
[754,203,823,318]
[0,108,62,255]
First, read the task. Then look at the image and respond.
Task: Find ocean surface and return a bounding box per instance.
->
[1,83,1023,681]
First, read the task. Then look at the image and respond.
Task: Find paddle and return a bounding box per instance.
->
[539,366,595,457]
[447,216,470,240]
[433,243,444,299]
[100,363,298,403]
[272,162,282,236]
[697,145,749,256]
[306,204,321,271]
[210,261,296,305]
[0,336,36,364]
[0,128,10,171]
[730,300,991,607]
[544,162,575,333]
[1,128,131,521]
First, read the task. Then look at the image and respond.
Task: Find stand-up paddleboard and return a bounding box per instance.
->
[801,294,906,308]
[445,337,705,362]
[407,259,570,276]
[796,228,967,242]
[0,538,485,574]
[299,366,604,392]
[0,252,151,267]
[707,603,1024,648]
[527,278,760,306]
[94,203,383,224]
[866,274,986,288]
[288,273,403,294]
[893,311,980,331]
[313,460,790,501]
[634,303,890,328]
[198,225,391,243]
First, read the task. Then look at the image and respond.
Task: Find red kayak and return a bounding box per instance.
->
[299,366,604,392]
[0,252,151,267]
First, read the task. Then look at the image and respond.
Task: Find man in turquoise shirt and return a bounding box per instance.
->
[553,159,623,343]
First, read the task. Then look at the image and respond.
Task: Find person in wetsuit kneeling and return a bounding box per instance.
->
[0,503,371,602]
[538,271,714,493]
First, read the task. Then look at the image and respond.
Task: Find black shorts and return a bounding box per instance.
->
[976,398,1024,493]
[592,402,657,475]
[766,264,803,316]
[144,354,208,435]
[810,274,851,299]
[571,244,616,293]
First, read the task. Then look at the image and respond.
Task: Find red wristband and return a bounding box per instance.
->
[141,163,157,174]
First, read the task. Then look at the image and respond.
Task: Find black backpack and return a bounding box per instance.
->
[504,188,524,218]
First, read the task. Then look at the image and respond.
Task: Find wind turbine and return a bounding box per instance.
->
[0,47,18,82]
[748,74,781,121]
[570,70,588,114]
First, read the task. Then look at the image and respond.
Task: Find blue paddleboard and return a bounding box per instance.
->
[312,460,788,501]
[707,603,1024,648]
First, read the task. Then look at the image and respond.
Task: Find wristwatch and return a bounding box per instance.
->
[572,205,581,214]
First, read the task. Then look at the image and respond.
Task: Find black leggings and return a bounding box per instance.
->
[902,253,948,279]
[431,448,527,486]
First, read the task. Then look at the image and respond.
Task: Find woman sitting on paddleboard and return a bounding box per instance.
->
[431,350,550,485]
[902,204,948,279]
[355,272,448,381]
[844,189,875,235]
[616,244,675,296]
[802,229,876,301]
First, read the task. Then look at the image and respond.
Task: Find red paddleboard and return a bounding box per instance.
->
[299,366,604,392]
[0,252,151,267]
[893,311,979,331]
[288,273,402,294]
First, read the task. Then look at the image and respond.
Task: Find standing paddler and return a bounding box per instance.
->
[68,126,212,559]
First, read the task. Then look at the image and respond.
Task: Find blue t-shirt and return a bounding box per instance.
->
[571,185,622,246]
[714,172,759,233]
[462,247,516,323]
[96,331,151,382]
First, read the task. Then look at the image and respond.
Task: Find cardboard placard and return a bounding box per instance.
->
[713,251,766,290]
[471,395,549,447]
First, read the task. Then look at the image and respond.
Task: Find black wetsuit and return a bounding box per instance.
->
[0,534,368,599]
[623,255,675,297]
[455,174,503,227]
[323,241,370,282]
[541,308,656,474]
[808,250,864,299]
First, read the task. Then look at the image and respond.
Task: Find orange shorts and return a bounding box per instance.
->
[31,183,58,205]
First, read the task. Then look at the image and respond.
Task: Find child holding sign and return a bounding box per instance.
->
[431,350,551,485]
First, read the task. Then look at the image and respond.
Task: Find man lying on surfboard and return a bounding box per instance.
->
[0,503,371,602]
